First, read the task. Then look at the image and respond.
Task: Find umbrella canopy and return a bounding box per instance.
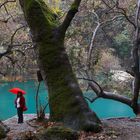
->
[9,87,26,94]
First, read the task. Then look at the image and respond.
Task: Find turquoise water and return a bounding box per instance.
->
[0,81,135,120]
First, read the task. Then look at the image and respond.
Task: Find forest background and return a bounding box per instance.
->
[0,0,135,97]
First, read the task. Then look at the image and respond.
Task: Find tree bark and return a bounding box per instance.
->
[88,82,132,106]
[131,0,140,114]
[131,42,140,114]
[19,0,102,132]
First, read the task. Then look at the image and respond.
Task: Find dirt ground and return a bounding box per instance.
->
[80,117,140,140]
[2,115,140,140]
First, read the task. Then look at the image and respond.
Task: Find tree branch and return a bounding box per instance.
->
[89,82,132,107]
[0,16,12,23]
[84,96,99,103]
[126,70,134,77]
[11,42,32,47]
[0,48,11,59]
[101,0,136,29]
[5,56,16,65]
[135,0,140,39]
[60,0,81,34]
[101,0,116,12]
[87,13,123,69]
[0,0,16,8]
[77,77,103,95]
[87,22,100,69]
[78,77,132,108]
[0,26,26,59]
[10,26,26,45]
[115,0,136,29]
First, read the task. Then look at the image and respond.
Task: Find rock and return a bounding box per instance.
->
[36,125,78,140]
[111,70,133,82]
[0,120,9,138]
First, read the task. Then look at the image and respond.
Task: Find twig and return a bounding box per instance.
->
[0,16,12,23]
[115,0,136,29]
[0,0,16,8]
[84,96,99,103]
[77,77,103,94]
[10,26,26,45]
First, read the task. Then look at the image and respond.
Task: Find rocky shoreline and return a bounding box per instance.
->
[1,114,49,140]
[1,114,140,140]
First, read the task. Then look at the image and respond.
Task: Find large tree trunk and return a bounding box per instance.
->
[131,0,140,114]
[19,0,101,132]
[131,42,140,114]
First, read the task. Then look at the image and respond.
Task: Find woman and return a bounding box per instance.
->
[15,92,26,123]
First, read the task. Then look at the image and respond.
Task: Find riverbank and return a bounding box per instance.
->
[2,114,49,140]
[2,114,140,140]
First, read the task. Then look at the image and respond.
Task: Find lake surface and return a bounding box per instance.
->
[0,80,136,120]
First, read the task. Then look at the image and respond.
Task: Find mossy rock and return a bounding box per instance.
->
[36,126,78,140]
[0,121,9,139]
[0,125,6,138]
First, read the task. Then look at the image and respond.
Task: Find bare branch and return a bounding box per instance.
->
[84,96,99,103]
[14,49,25,56]
[0,0,16,8]
[78,77,132,107]
[87,22,100,68]
[5,56,16,68]
[87,13,123,69]
[10,26,26,45]
[0,16,12,23]
[0,48,11,59]
[135,0,140,39]
[0,26,27,59]
[77,77,103,95]
[101,0,116,12]
[4,4,9,15]
[11,42,32,47]
[101,15,123,24]
[126,70,134,77]
[89,82,132,107]
[115,0,136,29]
[101,0,136,29]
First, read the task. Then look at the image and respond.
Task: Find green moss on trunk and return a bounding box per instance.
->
[19,0,102,132]
[0,126,6,138]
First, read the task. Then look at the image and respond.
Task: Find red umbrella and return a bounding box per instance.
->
[9,87,26,94]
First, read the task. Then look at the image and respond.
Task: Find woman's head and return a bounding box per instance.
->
[17,92,23,97]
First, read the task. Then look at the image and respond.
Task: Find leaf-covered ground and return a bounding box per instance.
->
[2,115,140,140]
[80,117,140,140]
